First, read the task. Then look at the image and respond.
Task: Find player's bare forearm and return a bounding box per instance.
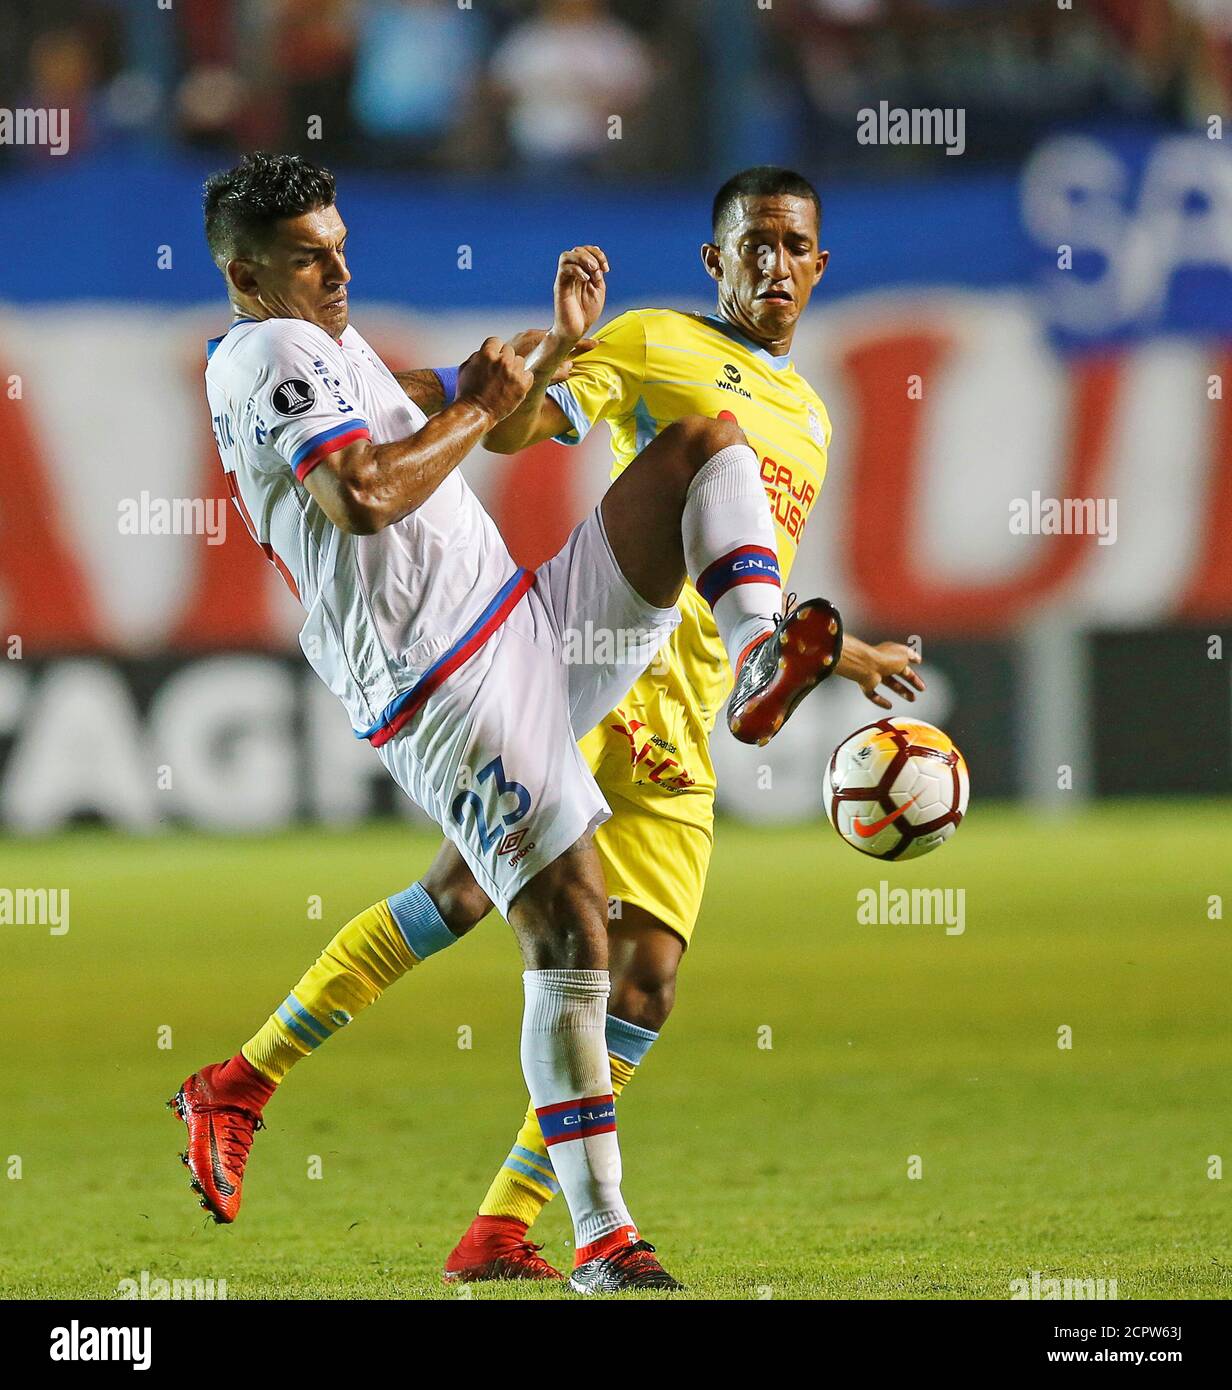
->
[394,368,448,415]
[837,634,925,709]
[306,399,497,533]
[483,332,572,453]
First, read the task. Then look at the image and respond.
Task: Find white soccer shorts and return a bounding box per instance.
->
[374,507,680,916]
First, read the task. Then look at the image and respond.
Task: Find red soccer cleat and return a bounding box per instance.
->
[727,595,843,746]
[167,1060,270,1224]
[443,1215,563,1283]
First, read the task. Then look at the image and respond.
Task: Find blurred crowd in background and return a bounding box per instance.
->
[0,0,1226,180]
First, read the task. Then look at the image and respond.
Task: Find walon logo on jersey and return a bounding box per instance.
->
[271,378,317,416]
[715,363,752,399]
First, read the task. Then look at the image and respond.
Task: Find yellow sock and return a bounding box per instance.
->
[478,1015,659,1227]
[242,882,456,1085]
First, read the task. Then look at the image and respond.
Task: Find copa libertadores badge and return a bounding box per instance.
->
[271,378,316,416]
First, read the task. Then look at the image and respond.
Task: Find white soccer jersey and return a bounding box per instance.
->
[204,315,522,744]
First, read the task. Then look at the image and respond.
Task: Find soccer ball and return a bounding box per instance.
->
[824,719,969,860]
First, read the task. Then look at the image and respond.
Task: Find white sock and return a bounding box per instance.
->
[521,969,636,1258]
[682,443,782,668]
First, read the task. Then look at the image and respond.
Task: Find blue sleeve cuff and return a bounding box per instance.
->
[546,382,592,445]
[431,365,459,406]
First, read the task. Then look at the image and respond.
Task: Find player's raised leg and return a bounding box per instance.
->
[168,847,483,1223]
[597,413,843,744]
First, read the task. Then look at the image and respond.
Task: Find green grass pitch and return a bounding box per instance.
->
[1,805,1228,1299]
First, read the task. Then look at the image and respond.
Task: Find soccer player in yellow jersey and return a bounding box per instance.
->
[434,165,924,1280]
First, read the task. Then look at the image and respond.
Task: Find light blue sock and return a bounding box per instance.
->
[387,882,459,962]
[606,1013,659,1066]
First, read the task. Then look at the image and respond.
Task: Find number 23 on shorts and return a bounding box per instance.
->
[450,755,532,854]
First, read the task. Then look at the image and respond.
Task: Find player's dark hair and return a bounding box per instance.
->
[203,152,337,270]
[711,166,822,238]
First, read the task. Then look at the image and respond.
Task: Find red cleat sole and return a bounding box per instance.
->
[729,601,843,746]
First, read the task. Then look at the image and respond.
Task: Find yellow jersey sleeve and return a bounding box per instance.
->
[546,310,648,445]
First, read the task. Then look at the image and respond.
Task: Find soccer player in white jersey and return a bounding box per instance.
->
[172,153,843,1293]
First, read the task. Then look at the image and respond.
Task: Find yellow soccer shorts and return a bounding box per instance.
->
[580,617,727,948]
[590,792,713,947]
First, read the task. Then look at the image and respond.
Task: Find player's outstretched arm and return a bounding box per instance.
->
[836,637,926,709]
[304,337,532,534]
[484,246,608,454]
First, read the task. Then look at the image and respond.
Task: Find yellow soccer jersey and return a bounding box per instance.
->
[549,308,831,828]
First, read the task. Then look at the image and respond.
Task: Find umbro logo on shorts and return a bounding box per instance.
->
[497,829,529,857]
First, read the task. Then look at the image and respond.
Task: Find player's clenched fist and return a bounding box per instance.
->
[457,336,535,423]
[553,245,608,346]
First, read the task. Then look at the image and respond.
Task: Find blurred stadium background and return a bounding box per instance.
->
[2,0,1231,1302]
[2,0,1231,830]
